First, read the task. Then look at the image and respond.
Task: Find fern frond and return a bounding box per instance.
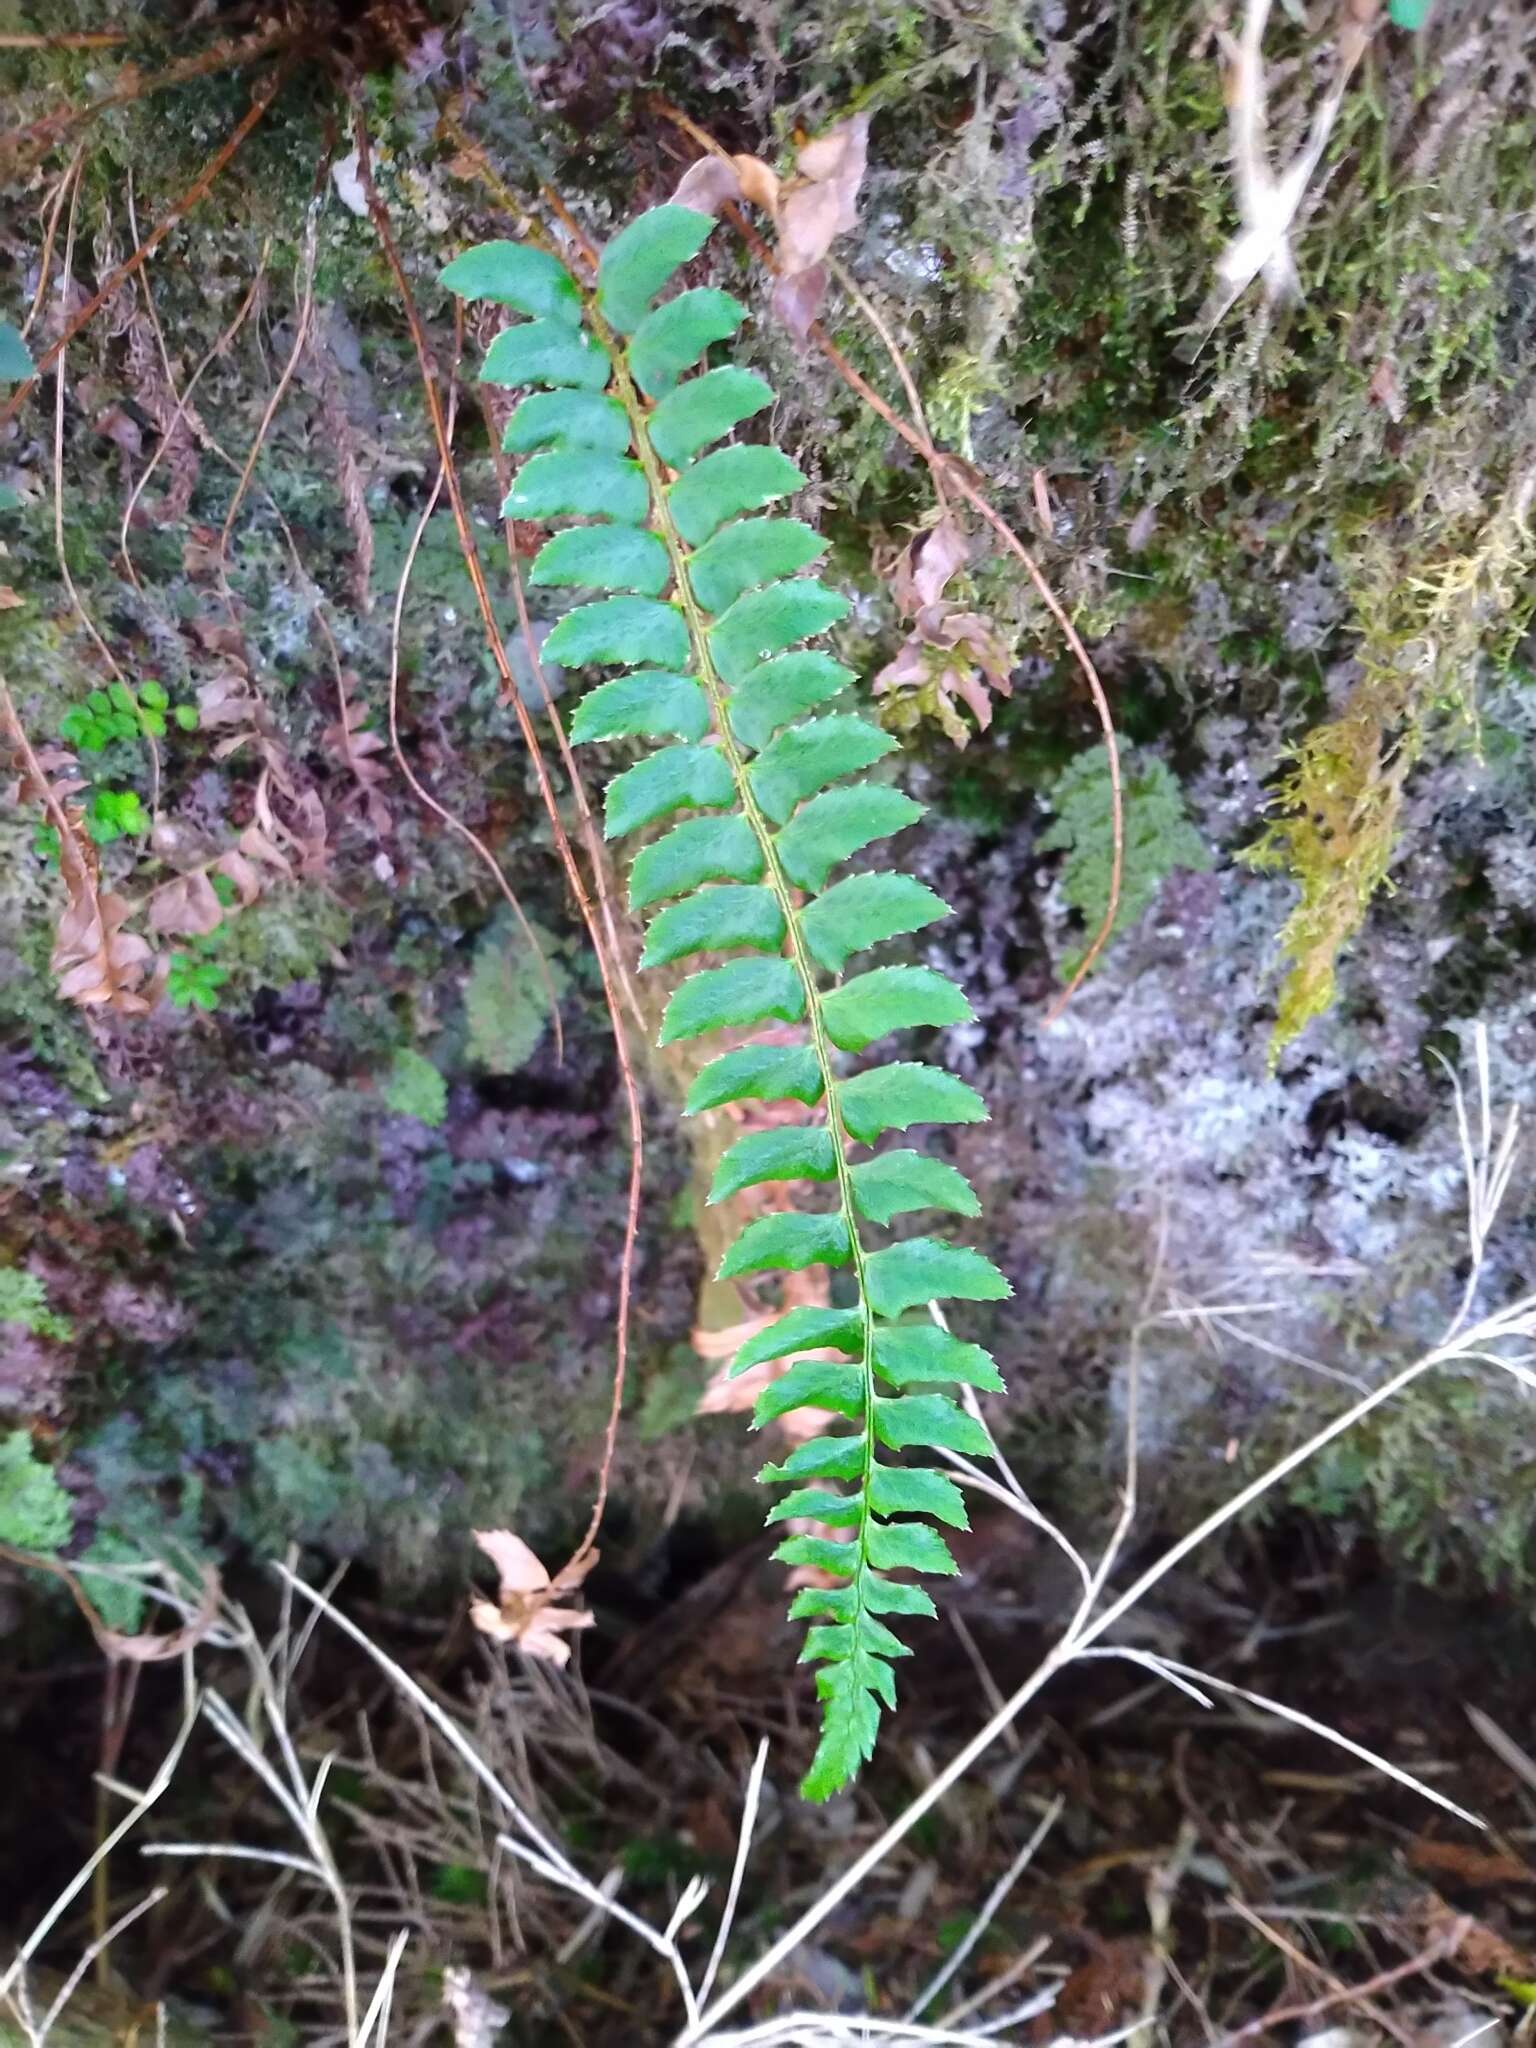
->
[444,204,1010,1799]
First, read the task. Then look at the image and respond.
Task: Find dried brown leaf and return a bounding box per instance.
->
[212,848,263,905]
[672,150,782,220]
[771,114,870,337]
[53,888,154,1011]
[892,517,969,613]
[876,520,1013,747]
[469,1528,596,1666]
[147,868,224,938]
[308,327,374,612]
[324,669,391,834]
[1367,355,1404,423]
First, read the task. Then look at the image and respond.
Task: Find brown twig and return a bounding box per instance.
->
[646,94,1124,1022]
[0,18,295,164]
[0,675,88,891]
[1222,1920,1469,2046]
[21,147,83,338]
[384,309,566,1058]
[502,540,644,1575]
[354,110,643,1576]
[0,31,132,47]
[537,182,601,278]
[1224,1898,1418,2048]
[49,160,163,814]
[0,61,287,430]
[119,247,269,584]
[217,193,322,626]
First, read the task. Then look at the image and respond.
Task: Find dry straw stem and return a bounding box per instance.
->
[353,108,643,1578]
[118,237,269,586]
[0,31,131,48]
[1198,0,1375,337]
[48,160,163,816]
[678,1029,1522,2041]
[645,95,1123,1019]
[217,192,324,628]
[20,150,81,340]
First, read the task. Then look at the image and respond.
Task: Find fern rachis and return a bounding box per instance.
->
[444,209,1010,1798]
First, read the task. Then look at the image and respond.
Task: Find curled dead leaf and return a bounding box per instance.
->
[148,868,225,939]
[53,887,154,1013]
[469,1528,596,1667]
[875,519,1014,747]
[671,116,870,340]
[773,114,869,339]
[891,515,969,613]
[1367,355,1404,423]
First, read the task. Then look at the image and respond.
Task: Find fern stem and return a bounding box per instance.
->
[596,313,881,1625]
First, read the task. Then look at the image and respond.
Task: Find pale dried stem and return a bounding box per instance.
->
[0,20,295,165]
[118,219,268,587]
[50,162,162,814]
[21,146,82,338]
[680,1052,1524,2041]
[218,204,319,631]
[907,1797,1062,2020]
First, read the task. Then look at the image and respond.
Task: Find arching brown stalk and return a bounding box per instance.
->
[0,18,295,165]
[353,111,644,1578]
[0,62,289,430]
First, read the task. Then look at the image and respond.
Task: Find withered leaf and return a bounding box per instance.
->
[52,887,153,1013]
[148,868,224,939]
[671,117,871,340]
[469,1528,596,1668]
[876,519,1014,747]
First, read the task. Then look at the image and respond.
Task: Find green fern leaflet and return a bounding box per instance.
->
[444,206,1010,1799]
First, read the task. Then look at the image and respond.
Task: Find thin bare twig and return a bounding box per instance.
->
[0,63,288,428]
[0,18,295,165]
[353,110,644,1577]
[1221,1921,1467,2045]
[0,30,132,47]
[21,148,82,338]
[217,196,322,625]
[386,312,565,1057]
[119,249,268,584]
[48,162,163,814]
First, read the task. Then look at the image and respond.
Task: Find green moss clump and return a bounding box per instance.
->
[1039,744,1211,973]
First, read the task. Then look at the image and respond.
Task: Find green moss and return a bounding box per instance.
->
[382,1046,448,1125]
[1039,744,1211,974]
[0,1430,72,1552]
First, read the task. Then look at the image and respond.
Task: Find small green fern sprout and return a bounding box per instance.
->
[443,209,1011,1798]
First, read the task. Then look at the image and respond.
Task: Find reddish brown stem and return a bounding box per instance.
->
[0,62,286,431]
[387,308,566,1060]
[354,110,642,1576]
[0,18,295,164]
[0,31,132,47]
